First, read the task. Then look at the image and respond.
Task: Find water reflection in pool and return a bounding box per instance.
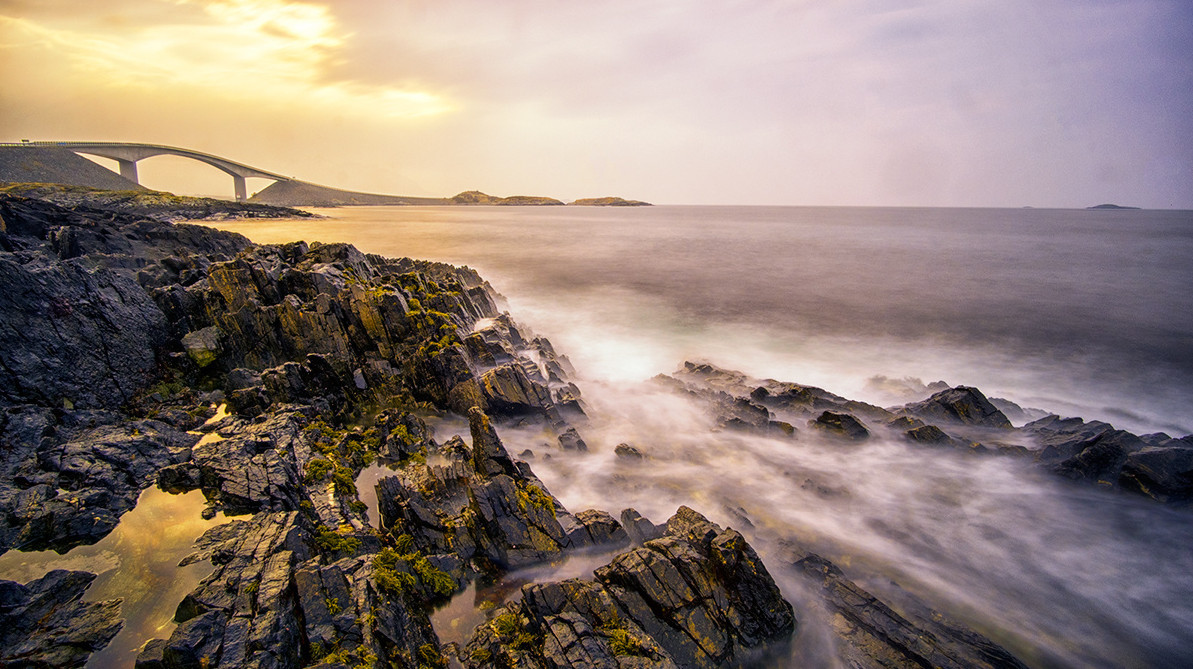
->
[0,486,231,668]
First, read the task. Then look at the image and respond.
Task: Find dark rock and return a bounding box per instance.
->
[0,413,195,553]
[467,474,569,570]
[557,427,588,452]
[565,509,629,548]
[988,396,1050,425]
[809,411,871,441]
[1119,445,1193,502]
[620,508,663,545]
[901,386,1013,429]
[479,363,554,418]
[463,506,795,668]
[614,442,643,459]
[470,407,519,478]
[904,424,953,445]
[786,548,1028,669]
[0,569,123,668]
[0,252,169,410]
[1025,415,1146,484]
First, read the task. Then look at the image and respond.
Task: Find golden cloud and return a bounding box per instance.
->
[0,0,451,119]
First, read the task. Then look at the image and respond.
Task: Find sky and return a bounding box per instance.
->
[1,0,1191,207]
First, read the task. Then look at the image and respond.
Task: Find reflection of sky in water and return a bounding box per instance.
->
[0,487,231,668]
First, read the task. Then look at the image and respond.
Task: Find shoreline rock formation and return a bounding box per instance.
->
[664,361,1193,506]
[0,190,804,667]
[2,185,1174,667]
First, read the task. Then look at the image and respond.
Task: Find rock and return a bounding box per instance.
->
[565,509,629,548]
[181,325,222,368]
[809,411,871,441]
[467,474,569,570]
[0,569,123,668]
[479,363,554,418]
[620,508,663,545]
[470,407,519,478]
[904,423,953,445]
[988,396,1050,425]
[1025,415,1146,484]
[0,248,169,410]
[614,442,643,459]
[557,427,588,452]
[786,548,1028,669]
[463,506,795,668]
[1119,445,1193,502]
[901,386,1013,429]
[0,412,195,553]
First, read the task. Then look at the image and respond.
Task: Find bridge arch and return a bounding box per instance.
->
[2,141,291,201]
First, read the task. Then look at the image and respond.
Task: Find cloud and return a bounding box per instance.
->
[0,0,451,119]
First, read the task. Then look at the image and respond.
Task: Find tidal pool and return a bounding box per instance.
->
[0,486,230,668]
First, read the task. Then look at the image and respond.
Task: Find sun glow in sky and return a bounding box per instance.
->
[1,0,1190,206]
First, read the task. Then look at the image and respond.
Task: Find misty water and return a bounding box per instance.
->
[214,205,1193,667]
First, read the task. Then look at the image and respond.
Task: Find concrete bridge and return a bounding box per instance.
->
[0,141,292,201]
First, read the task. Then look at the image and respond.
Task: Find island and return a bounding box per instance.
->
[1086,203,1141,210]
[570,196,652,206]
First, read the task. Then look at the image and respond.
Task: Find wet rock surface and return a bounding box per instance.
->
[662,361,1193,505]
[0,569,123,668]
[783,547,1028,669]
[462,507,795,668]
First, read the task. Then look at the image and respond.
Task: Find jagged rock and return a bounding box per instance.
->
[901,386,1012,429]
[1025,415,1146,484]
[1119,445,1193,502]
[0,569,123,668]
[614,443,643,459]
[557,427,588,452]
[785,548,1028,669]
[905,423,953,445]
[809,411,871,441]
[191,408,312,513]
[468,474,569,571]
[988,396,1050,425]
[564,509,629,548]
[0,411,195,553]
[470,406,519,478]
[480,363,554,417]
[463,506,795,668]
[620,508,663,546]
[140,512,317,668]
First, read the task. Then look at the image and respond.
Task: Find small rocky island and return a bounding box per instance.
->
[2,185,1187,667]
[569,197,651,207]
[1086,203,1141,210]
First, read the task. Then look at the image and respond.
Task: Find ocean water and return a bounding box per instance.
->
[212,205,1193,668]
[218,205,1193,437]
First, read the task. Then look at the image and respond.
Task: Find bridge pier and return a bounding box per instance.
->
[116,159,139,185]
[233,176,247,203]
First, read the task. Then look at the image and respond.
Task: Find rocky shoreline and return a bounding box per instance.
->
[3,188,1183,667]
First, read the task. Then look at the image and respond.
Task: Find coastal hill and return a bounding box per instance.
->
[448,189,563,206]
[571,196,652,206]
[0,145,146,192]
[1087,203,1141,210]
[249,179,449,206]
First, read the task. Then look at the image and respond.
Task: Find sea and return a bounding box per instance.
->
[4,204,1189,667]
[211,204,1193,668]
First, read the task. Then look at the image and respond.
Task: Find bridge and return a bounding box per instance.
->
[0,141,292,202]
